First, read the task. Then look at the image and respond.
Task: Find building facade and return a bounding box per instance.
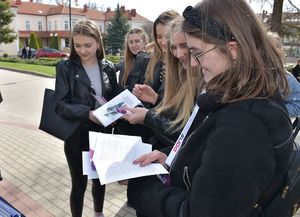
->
[1,0,150,56]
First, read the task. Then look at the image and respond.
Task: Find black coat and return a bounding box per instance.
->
[128,95,293,217]
[118,51,150,92]
[54,57,118,149]
[115,51,152,143]
[143,109,182,150]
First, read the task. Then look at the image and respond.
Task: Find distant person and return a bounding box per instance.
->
[28,47,32,59]
[54,20,118,217]
[21,46,27,59]
[292,59,300,82]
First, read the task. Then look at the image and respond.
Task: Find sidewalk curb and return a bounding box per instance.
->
[0,66,54,79]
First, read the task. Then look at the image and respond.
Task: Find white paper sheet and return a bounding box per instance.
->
[91,132,169,185]
[82,151,98,179]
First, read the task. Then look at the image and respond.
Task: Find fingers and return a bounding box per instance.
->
[133,150,167,167]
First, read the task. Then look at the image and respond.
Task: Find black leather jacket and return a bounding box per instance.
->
[118,51,150,92]
[54,57,118,136]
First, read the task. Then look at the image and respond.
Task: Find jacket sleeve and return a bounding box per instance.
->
[144,109,180,147]
[54,60,91,121]
[285,72,300,117]
[102,59,120,98]
[128,110,276,217]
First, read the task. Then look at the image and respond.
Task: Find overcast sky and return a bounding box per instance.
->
[44,0,300,22]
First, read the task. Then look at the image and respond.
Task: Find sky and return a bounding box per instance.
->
[44,0,300,22]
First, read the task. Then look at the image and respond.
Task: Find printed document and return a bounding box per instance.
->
[89,132,169,185]
[93,89,142,127]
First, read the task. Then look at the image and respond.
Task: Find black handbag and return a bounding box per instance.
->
[39,63,80,141]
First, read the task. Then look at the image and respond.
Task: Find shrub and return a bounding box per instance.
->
[3,53,8,58]
[106,55,121,64]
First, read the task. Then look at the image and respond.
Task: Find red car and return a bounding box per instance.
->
[36,48,69,58]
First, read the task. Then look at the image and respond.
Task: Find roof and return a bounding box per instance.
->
[9,0,150,22]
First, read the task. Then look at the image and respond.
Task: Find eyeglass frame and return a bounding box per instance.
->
[189,46,218,64]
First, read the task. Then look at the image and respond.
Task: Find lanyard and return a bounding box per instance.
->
[165,104,199,167]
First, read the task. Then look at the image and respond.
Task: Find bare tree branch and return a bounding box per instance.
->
[287,0,300,12]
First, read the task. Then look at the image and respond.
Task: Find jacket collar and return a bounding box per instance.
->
[197,92,224,113]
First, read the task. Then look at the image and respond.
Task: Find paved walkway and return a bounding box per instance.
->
[0,68,299,217]
[0,69,135,217]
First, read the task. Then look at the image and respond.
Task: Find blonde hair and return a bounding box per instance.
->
[144,10,179,84]
[182,0,288,103]
[156,17,202,131]
[122,28,148,86]
[70,19,105,60]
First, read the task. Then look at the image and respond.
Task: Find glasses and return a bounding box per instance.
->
[190,46,217,64]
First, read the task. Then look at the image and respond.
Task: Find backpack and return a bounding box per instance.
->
[254,116,300,217]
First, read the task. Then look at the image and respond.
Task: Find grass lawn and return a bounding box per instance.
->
[0,61,56,77]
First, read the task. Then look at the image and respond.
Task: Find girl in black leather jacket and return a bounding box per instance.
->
[54,20,118,217]
[115,28,152,143]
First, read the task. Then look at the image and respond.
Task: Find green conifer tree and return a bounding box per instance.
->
[106,4,130,53]
[29,32,39,49]
[0,0,16,44]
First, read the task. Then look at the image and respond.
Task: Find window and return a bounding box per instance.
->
[48,21,51,31]
[38,21,42,31]
[26,21,30,31]
[99,25,103,33]
[54,21,57,30]
[72,21,76,29]
[65,21,69,30]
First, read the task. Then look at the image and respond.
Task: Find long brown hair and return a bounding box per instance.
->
[144,10,179,84]
[70,20,105,60]
[122,28,148,86]
[182,0,288,103]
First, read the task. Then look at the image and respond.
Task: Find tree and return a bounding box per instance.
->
[29,32,39,49]
[105,4,130,53]
[248,0,299,34]
[50,33,59,50]
[0,0,16,44]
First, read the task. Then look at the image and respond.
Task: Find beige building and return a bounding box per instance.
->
[1,0,150,56]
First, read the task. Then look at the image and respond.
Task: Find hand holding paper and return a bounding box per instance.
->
[89,132,169,185]
[92,89,142,127]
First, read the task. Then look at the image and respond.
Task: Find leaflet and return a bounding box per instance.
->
[92,89,142,127]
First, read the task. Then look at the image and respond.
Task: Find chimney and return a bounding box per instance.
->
[120,6,125,13]
[16,0,22,5]
[131,9,136,17]
[106,7,111,12]
[83,4,88,13]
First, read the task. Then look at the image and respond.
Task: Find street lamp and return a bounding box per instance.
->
[69,0,72,46]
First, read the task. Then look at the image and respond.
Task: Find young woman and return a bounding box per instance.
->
[54,20,118,217]
[115,27,152,143]
[118,27,150,92]
[126,1,293,216]
[142,10,179,107]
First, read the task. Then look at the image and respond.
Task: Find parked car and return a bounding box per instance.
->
[35,48,69,58]
[18,48,36,59]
